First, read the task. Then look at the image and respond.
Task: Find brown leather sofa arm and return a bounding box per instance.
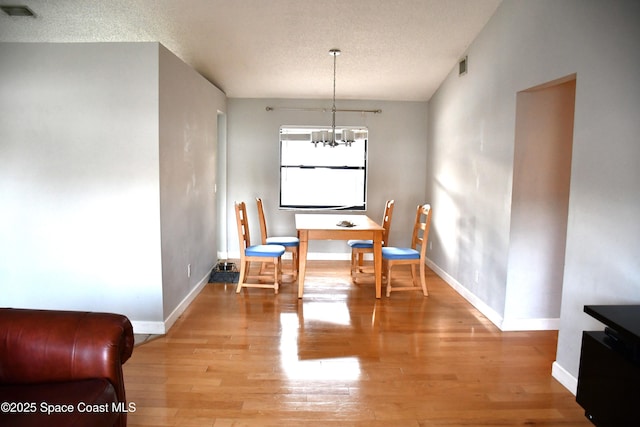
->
[0,308,134,405]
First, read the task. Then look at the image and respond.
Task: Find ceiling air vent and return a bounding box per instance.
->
[459,56,468,76]
[1,5,35,17]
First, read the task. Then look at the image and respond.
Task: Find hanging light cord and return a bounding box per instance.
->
[267,49,383,146]
[266,49,382,116]
[330,49,340,145]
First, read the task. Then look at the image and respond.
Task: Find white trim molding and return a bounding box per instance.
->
[131,269,211,335]
[425,258,560,332]
[130,320,165,335]
[552,361,578,396]
[501,317,561,331]
[425,258,504,329]
[218,251,296,261]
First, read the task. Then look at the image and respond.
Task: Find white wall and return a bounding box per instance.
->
[426,0,640,393]
[158,45,226,324]
[0,42,226,333]
[0,42,163,322]
[224,98,428,259]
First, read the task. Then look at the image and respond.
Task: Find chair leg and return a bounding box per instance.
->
[259,261,268,276]
[351,250,372,283]
[410,264,418,287]
[386,264,393,297]
[284,247,298,281]
[291,248,298,280]
[272,257,280,294]
[358,253,366,273]
[386,262,428,297]
[236,261,249,293]
[419,262,428,296]
[350,249,357,278]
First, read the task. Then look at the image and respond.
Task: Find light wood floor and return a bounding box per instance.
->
[123,261,590,426]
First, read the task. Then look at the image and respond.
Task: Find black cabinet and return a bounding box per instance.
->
[576,305,640,426]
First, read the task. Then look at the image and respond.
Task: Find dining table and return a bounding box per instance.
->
[295,213,385,299]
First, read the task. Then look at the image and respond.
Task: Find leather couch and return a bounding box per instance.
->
[0,308,134,427]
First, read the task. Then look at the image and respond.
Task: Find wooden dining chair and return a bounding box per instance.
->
[382,204,432,297]
[348,200,394,282]
[256,197,299,281]
[235,201,286,294]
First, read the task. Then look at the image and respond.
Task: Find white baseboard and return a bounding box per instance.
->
[552,361,578,395]
[131,269,211,335]
[305,252,351,261]
[163,270,211,331]
[224,251,351,261]
[425,258,504,329]
[424,258,559,332]
[130,320,165,335]
[501,317,561,331]
[221,251,295,261]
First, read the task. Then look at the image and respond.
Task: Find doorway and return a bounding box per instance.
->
[504,74,576,330]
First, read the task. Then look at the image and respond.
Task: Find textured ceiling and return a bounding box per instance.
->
[0,0,502,101]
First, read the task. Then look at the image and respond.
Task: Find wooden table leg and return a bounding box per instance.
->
[298,229,308,298]
[373,230,382,299]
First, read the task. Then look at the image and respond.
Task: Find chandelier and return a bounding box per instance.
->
[311,49,356,147]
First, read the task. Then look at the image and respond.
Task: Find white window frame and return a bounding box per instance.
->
[279,126,368,210]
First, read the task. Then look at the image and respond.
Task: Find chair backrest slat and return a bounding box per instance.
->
[411,204,432,261]
[256,197,268,245]
[235,201,252,250]
[381,200,395,246]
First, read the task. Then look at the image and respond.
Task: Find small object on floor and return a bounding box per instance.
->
[210,260,239,283]
[216,261,235,271]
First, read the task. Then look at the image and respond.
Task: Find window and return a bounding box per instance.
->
[279,126,368,210]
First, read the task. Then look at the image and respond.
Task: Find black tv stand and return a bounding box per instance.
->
[576,305,640,426]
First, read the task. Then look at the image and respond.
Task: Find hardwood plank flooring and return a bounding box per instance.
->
[123,261,590,426]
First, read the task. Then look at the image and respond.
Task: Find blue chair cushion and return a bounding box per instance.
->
[246,244,286,257]
[266,236,299,247]
[347,239,373,249]
[382,247,420,260]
